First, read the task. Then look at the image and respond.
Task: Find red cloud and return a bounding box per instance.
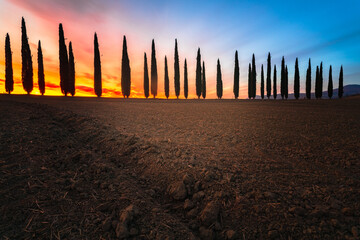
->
[45,82,59,89]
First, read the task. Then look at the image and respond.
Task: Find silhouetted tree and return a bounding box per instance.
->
[281,56,285,99]
[306,58,311,99]
[196,48,202,99]
[266,52,271,99]
[121,36,131,98]
[251,54,256,99]
[260,64,264,99]
[21,17,33,94]
[174,39,180,99]
[94,33,102,97]
[164,56,169,99]
[151,40,158,98]
[328,65,333,99]
[285,65,288,99]
[315,66,320,99]
[273,65,277,99]
[5,33,13,94]
[143,53,149,98]
[37,40,45,95]
[216,59,223,99]
[248,63,252,99]
[68,42,75,96]
[184,59,188,99]
[294,57,300,99]
[59,23,69,96]
[202,61,206,99]
[339,66,344,98]
[233,50,239,99]
[319,62,323,99]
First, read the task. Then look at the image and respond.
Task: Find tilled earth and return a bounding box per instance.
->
[0,95,359,240]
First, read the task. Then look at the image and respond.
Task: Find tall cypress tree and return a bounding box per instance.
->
[319,62,323,99]
[233,50,239,99]
[68,42,75,96]
[216,59,223,99]
[266,52,271,99]
[328,65,333,99]
[121,36,131,98]
[37,40,45,95]
[281,56,285,99]
[315,66,320,99]
[164,56,169,99]
[5,33,13,94]
[202,61,206,99]
[184,59,188,99]
[285,65,288,99]
[248,63,252,99]
[306,58,311,99]
[59,23,69,96]
[251,54,256,99]
[94,33,102,97]
[294,57,300,99]
[260,64,264,99]
[174,39,180,98]
[151,39,158,98]
[338,66,343,98]
[273,65,277,99]
[143,53,149,98]
[196,48,202,99]
[21,17,33,94]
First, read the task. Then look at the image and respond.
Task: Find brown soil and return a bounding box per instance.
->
[1,95,359,240]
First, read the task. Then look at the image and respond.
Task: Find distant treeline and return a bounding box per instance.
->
[4,18,345,99]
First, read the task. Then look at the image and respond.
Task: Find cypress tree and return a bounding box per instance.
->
[306,58,311,99]
[266,52,271,99]
[121,36,131,98]
[281,56,285,99]
[143,53,149,98]
[151,39,158,98]
[216,59,223,99]
[248,63,252,99]
[338,66,344,98]
[202,61,206,99]
[319,62,323,99]
[184,59,188,99]
[328,65,333,99]
[37,40,45,95]
[68,42,75,96]
[285,65,288,99]
[59,23,69,96]
[174,39,180,98]
[5,33,13,94]
[164,56,169,99]
[94,33,102,97]
[260,64,264,99]
[196,48,202,99]
[294,57,300,99]
[273,65,277,99]
[21,17,33,94]
[315,66,320,99]
[233,50,239,99]
[251,54,256,99]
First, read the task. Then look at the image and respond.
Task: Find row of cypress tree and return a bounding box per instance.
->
[5,18,45,95]
[247,53,344,100]
[4,18,345,99]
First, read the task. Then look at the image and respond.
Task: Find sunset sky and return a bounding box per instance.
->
[0,0,359,98]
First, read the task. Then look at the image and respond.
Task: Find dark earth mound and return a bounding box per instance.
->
[1,95,359,239]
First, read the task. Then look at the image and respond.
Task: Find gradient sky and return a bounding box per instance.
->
[0,0,359,98]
